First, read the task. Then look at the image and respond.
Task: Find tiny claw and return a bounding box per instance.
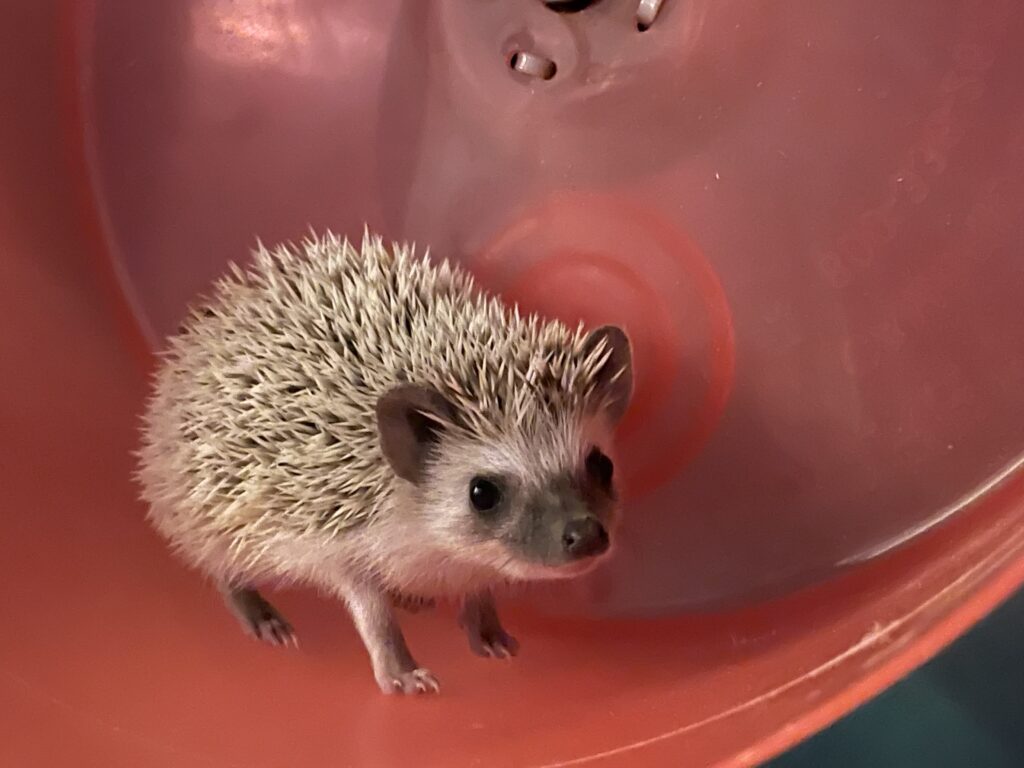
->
[418,671,441,694]
[224,588,298,649]
[491,643,509,659]
[380,668,440,695]
[468,638,489,658]
[471,631,519,659]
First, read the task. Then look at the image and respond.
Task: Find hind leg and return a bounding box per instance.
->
[220,584,298,648]
[459,591,519,659]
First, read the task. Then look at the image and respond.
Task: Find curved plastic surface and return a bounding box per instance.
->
[86,0,1024,612]
[1,1,1023,766]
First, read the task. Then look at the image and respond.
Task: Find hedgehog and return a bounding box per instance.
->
[136,230,634,695]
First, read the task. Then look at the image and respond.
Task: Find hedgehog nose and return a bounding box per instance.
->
[562,518,609,559]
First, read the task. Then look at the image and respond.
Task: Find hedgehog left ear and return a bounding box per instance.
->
[584,325,634,425]
[376,384,456,485]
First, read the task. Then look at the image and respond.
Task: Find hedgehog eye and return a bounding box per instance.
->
[469,477,502,513]
[585,447,614,490]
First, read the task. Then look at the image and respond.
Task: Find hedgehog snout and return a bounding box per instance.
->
[561,517,609,559]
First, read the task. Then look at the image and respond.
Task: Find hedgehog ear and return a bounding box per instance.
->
[584,325,634,425]
[376,384,456,484]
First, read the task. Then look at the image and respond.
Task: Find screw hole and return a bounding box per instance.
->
[509,51,557,81]
[636,0,664,31]
[544,0,600,12]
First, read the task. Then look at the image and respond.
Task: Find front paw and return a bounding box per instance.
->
[466,626,520,659]
[376,666,440,695]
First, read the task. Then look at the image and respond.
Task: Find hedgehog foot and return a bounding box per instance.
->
[341,580,440,695]
[222,585,298,648]
[380,666,440,695]
[460,591,519,659]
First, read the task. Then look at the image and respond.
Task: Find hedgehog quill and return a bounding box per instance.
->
[137,230,633,694]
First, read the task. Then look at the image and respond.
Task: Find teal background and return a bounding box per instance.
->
[769,587,1024,767]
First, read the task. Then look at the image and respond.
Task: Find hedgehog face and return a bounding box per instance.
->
[379,399,623,581]
[381,416,622,582]
[453,435,621,579]
[376,326,633,584]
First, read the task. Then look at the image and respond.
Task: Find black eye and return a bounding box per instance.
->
[469,477,501,512]
[585,447,614,489]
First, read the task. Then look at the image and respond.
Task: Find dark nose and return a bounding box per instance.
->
[561,518,609,559]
